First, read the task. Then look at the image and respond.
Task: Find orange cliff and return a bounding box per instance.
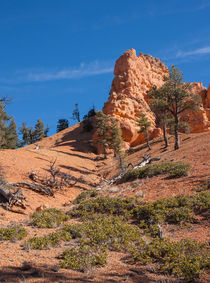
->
[102,49,210,147]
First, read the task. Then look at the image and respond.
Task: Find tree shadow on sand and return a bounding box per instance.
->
[0,263,95,283]
[0,263,164,283]
[54,123,95,154]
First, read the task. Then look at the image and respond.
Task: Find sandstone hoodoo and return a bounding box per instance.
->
[103,49,210,147]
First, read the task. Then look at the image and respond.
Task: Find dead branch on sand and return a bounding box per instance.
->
[0,159,77,211]
[109,155,161,185]
[0,184,26,210]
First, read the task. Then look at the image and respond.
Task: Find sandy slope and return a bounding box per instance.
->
[0,124,209,282]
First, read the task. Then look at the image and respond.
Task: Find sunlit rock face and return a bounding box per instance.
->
[102,49,210,147]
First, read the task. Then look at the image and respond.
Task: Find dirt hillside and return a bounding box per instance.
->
[0,124,209,282]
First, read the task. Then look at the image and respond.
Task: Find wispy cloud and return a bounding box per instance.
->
[0,60,114,84]
[176,46,210,58]
[198,1,210,10]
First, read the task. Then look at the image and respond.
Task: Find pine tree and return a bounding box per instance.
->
[153,65,201,150]
[110,118,122,157]
[148,86,171,148]
[0,97,19,149]
[57,119,69,132]
[72,103,80,122]
[95,111,110,158]
[19,119,49,145]
[138,113,151,150]
[4,119,18,149]
[19,122,34,145]
[110,118,123,169]
[0,101,10,148]
[34,119,45,141]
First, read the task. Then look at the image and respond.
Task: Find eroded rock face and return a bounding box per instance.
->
[103,49,168,146]
[181,83,209,133]
[103,49,210,147]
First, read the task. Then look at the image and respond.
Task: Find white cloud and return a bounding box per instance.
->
[0,61,114,84]
[26,61,113,82]
[176,46,210,58]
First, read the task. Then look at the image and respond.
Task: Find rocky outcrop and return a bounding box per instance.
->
[181,83,210,132]
[103,49,168,146]
[103,49,210,147]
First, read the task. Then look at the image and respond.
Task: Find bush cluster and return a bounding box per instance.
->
[129,238,209,281]
[72,190,98,205]
[119,161,190,183]
[194,179,210,192]
[25,230,71,250]
[0,224,27,241]
[135,191,210,234]
[61,245,107,272]
[23,190,210,279]
[31,208,70,228]
[69,196,141,219]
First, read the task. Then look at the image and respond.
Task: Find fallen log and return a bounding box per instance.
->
[10,182,54,196]
[0,185,26,210]
[109,155,161,185]
[0,185,13,202]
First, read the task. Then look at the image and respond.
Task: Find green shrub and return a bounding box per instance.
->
[62,223,83,239]
[166,207,195,224]
[69,196,140,219]
[119,161,190,183]
[31,208,70,228]
[194,179,210,192]
[69,196,141,219]
[60,245,107,272]
[130,238,210,281]
[190,191,210,212]
[72,190,98,205]
[64,215,144,251]
[134,192,210,232]
[25,230,71,250]
[0,224,27,241]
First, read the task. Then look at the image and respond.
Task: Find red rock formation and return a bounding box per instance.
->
[181,83,209,133]
[103,49,168,146]
[103,49,210,147]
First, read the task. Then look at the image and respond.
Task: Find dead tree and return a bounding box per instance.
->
[0,185,26,210]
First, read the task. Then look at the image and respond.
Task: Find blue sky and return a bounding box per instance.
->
[0,0,210,135]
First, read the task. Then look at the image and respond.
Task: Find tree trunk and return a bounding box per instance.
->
[0,185,12,202]
[118,154,124,170]
[103,145,107,159]
[146,131,151,150]
[162,123,169,148]
[174,115,180,150]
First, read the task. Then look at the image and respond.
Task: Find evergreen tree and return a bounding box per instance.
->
[4,119,18,149]
[72,103,80,122]
[138,113,151,150]
[0,101,10,147]
[95,111,123,160]
[110,118,123,169]
[110,118,122,157]
[57,119,69,132]
[95,111,110,158]
[148,86,171,148]
[34,119,48,141]
[19,119,49,145]
[0,99,18,149]
[19,122,35,145]
[83,106,96,120]
[152,65,201,150]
